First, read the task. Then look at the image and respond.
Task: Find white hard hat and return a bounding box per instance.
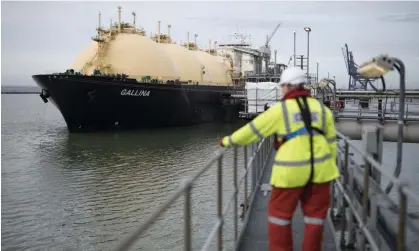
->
[279,67,307,86]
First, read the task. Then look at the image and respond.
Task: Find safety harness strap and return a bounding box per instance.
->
[296,97,314,183]
[283,126,325,142]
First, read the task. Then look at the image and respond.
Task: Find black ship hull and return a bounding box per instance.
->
[32,74,242,133]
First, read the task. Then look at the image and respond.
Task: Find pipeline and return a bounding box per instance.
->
[335,119,419,143]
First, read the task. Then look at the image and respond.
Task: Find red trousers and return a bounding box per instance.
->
[268,182,331,251]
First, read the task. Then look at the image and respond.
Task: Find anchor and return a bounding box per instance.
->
[39,89,50,103]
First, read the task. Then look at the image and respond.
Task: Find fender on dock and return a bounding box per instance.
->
[335,119,419,143]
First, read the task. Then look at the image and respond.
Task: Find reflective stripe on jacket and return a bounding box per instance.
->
[221,97,340,188]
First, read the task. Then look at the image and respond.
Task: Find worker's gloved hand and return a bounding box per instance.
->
[218,137,225,147]
[274,140,283,150]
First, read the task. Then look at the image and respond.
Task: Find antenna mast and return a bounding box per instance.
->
[117,6,122,33]
[186,32,190,50]
[168,25,172,43]
[132,11,136,29]
[194,34,198,47]
[98,11,102,31]
[157,21,161,43]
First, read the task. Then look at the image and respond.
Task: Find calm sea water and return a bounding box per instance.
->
[1,94,418,251]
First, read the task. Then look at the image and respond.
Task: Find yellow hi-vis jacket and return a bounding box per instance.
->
[222,97,340,188]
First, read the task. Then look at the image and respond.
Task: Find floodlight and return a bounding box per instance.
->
[357,55,395,78]
[318,79,329,88]
[304,27,311,32]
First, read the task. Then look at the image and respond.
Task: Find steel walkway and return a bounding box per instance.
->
[236,149,337,251]
[113,128,419,251]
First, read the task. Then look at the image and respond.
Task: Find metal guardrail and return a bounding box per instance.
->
[336,100,419,122]
[235,99,419,123]
[327,127,419,251]
[231,87,419,122]
[329,90,419,99]
[114,136,274,251]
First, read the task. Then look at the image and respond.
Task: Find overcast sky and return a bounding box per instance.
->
[2,1,419,88]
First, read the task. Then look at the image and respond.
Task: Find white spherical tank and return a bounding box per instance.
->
[71,31,233,85]
[72,33,180,81]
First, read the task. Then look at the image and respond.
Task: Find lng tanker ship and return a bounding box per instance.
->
[32,6,282,132]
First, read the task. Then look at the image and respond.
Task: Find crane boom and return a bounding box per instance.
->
[265,23,281,47]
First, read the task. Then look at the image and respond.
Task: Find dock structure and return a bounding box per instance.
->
[235,87,419,143]
[114,57,419,251]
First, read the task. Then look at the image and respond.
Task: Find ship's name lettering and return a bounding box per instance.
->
[120,89,150,97]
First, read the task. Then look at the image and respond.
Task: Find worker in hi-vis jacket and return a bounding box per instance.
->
[219,67,340,251]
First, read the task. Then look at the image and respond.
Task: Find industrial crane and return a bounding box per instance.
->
[259,23,281,72]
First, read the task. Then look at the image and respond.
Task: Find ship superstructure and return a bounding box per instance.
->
[215,24,286,84]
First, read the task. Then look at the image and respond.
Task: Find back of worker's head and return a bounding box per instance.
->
[279,67,307,95]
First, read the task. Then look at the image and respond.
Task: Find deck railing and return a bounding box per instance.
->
[113,112,419,251]
[114,136,274,251]
[328,127,419,251]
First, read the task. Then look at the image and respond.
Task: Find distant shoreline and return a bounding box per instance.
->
[1,92,39,94]
[2,86,40,94]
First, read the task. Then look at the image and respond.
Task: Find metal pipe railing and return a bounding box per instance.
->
[114,135,274,251]
[330,131,419,251]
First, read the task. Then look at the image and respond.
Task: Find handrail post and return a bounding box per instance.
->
[339,141,350,248]
[217,156,223,251]
[330,176,336,219]
[356,125,383,250]
[233,146,238,243]
[360,139,372,250]
[256,143,260,180]
[397,184,407,251]
[346,148,356,248]
[251,143,256,191]
[184,180,193,251]
[244,145,248,213]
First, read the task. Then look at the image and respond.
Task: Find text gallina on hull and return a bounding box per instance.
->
[33,6,284,133]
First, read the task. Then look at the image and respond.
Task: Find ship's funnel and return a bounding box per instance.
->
[117,6,122,33]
